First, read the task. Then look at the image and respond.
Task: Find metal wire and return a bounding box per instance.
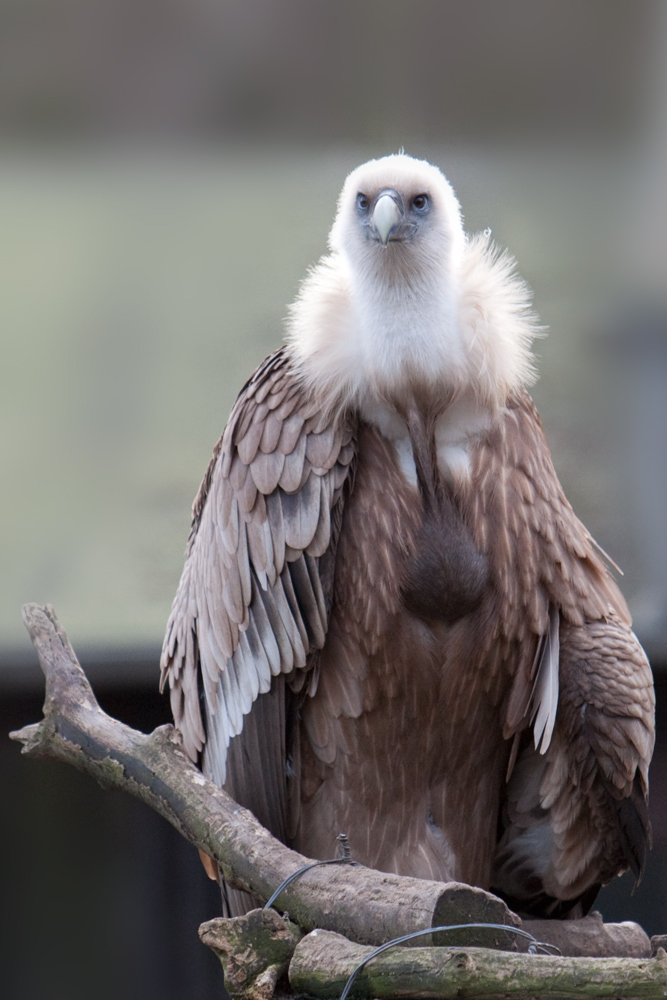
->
[263,833,359,912]
[338,922,561,1000]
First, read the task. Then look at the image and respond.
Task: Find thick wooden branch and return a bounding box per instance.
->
[12,605,660,998]
[289,930,667,1000]
[10,604,518,947]
[523,912,651,959]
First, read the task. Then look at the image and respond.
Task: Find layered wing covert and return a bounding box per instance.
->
[464,389,630,747]
[160,348,355,787]
[466,390,654,912]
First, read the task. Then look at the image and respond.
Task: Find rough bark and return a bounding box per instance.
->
[199,909,303,1000]
[10,604,518,947]
[652,935,667,956]
[11,603,659,998]
[289,929,667,1000]
[522,911,651,958]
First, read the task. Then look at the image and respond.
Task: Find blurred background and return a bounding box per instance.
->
[2,1,667,997]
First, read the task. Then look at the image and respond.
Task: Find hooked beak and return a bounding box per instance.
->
[372,192,403,246]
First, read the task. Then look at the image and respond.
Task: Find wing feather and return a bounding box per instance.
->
[279,430,308,491]
[266,491,286,574]
[474,392,655,913]
[531,604,560,754]
[207,574,234,662]
[262,576,299,670]
[221,561,244,625]
[219,495,239,553]
[250,448,286,494]
[290,554,327,647]
[237,467,258,514]
[259,411,283,453]
[305,426,336,466]
[160,347,355,790]
[279,561,310,665]
[464,390,630,746]
[494,615,654,914]
[278,412,305,454]
[281,475,321,549]
[236,414,265,465]
[197,618,225,710]
[245,506,272,588]
[249,578,282,676]
[307,474,333,557]
[229,452,248,491]
[236,627,262,709]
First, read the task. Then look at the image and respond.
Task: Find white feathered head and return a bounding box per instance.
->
[329,153,465,289]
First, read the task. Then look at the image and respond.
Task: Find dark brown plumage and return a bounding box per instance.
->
[161,154,654,919]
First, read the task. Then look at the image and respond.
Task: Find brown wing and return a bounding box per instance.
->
[464,390,628,724]
[160,348,355,821]
[464,390,654,915]
[492,614,654,917]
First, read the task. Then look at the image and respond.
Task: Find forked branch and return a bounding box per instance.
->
[10,604,516,947]
[13,605,664,1000]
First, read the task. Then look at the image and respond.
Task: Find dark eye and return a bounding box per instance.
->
[412,194,429,211]
[356,193,369,212]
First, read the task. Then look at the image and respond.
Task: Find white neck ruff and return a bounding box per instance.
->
[286,231,540,414]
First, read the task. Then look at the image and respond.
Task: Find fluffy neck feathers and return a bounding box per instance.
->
[286,231,539,414]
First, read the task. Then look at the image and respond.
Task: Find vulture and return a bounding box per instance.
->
[161,153,655,919]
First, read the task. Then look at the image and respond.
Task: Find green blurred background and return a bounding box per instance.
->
[2,2,667,998]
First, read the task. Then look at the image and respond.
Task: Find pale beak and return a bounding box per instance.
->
[372,193,402,246]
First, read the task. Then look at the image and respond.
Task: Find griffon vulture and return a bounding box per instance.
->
[161,154,655,919]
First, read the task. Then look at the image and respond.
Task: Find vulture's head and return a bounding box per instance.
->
[290,152,536,409]
[329,153,465,288]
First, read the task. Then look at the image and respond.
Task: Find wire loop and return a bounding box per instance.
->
[263,836,560,1000]
[264,834,359,912]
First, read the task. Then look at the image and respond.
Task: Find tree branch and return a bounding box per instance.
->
[289,930,667,1000]
[10,604,518,947]
[12,604,661,998]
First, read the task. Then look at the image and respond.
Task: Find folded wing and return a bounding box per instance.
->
[160,348,355,800]
[466,390,655,915]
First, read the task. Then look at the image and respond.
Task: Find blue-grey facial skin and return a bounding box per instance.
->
[356,187,430,246]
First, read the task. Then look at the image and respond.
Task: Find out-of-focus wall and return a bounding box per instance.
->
[1,145,655,656]
[0,0,665,662]
[0,0,650,144]
[2,3,667,998]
